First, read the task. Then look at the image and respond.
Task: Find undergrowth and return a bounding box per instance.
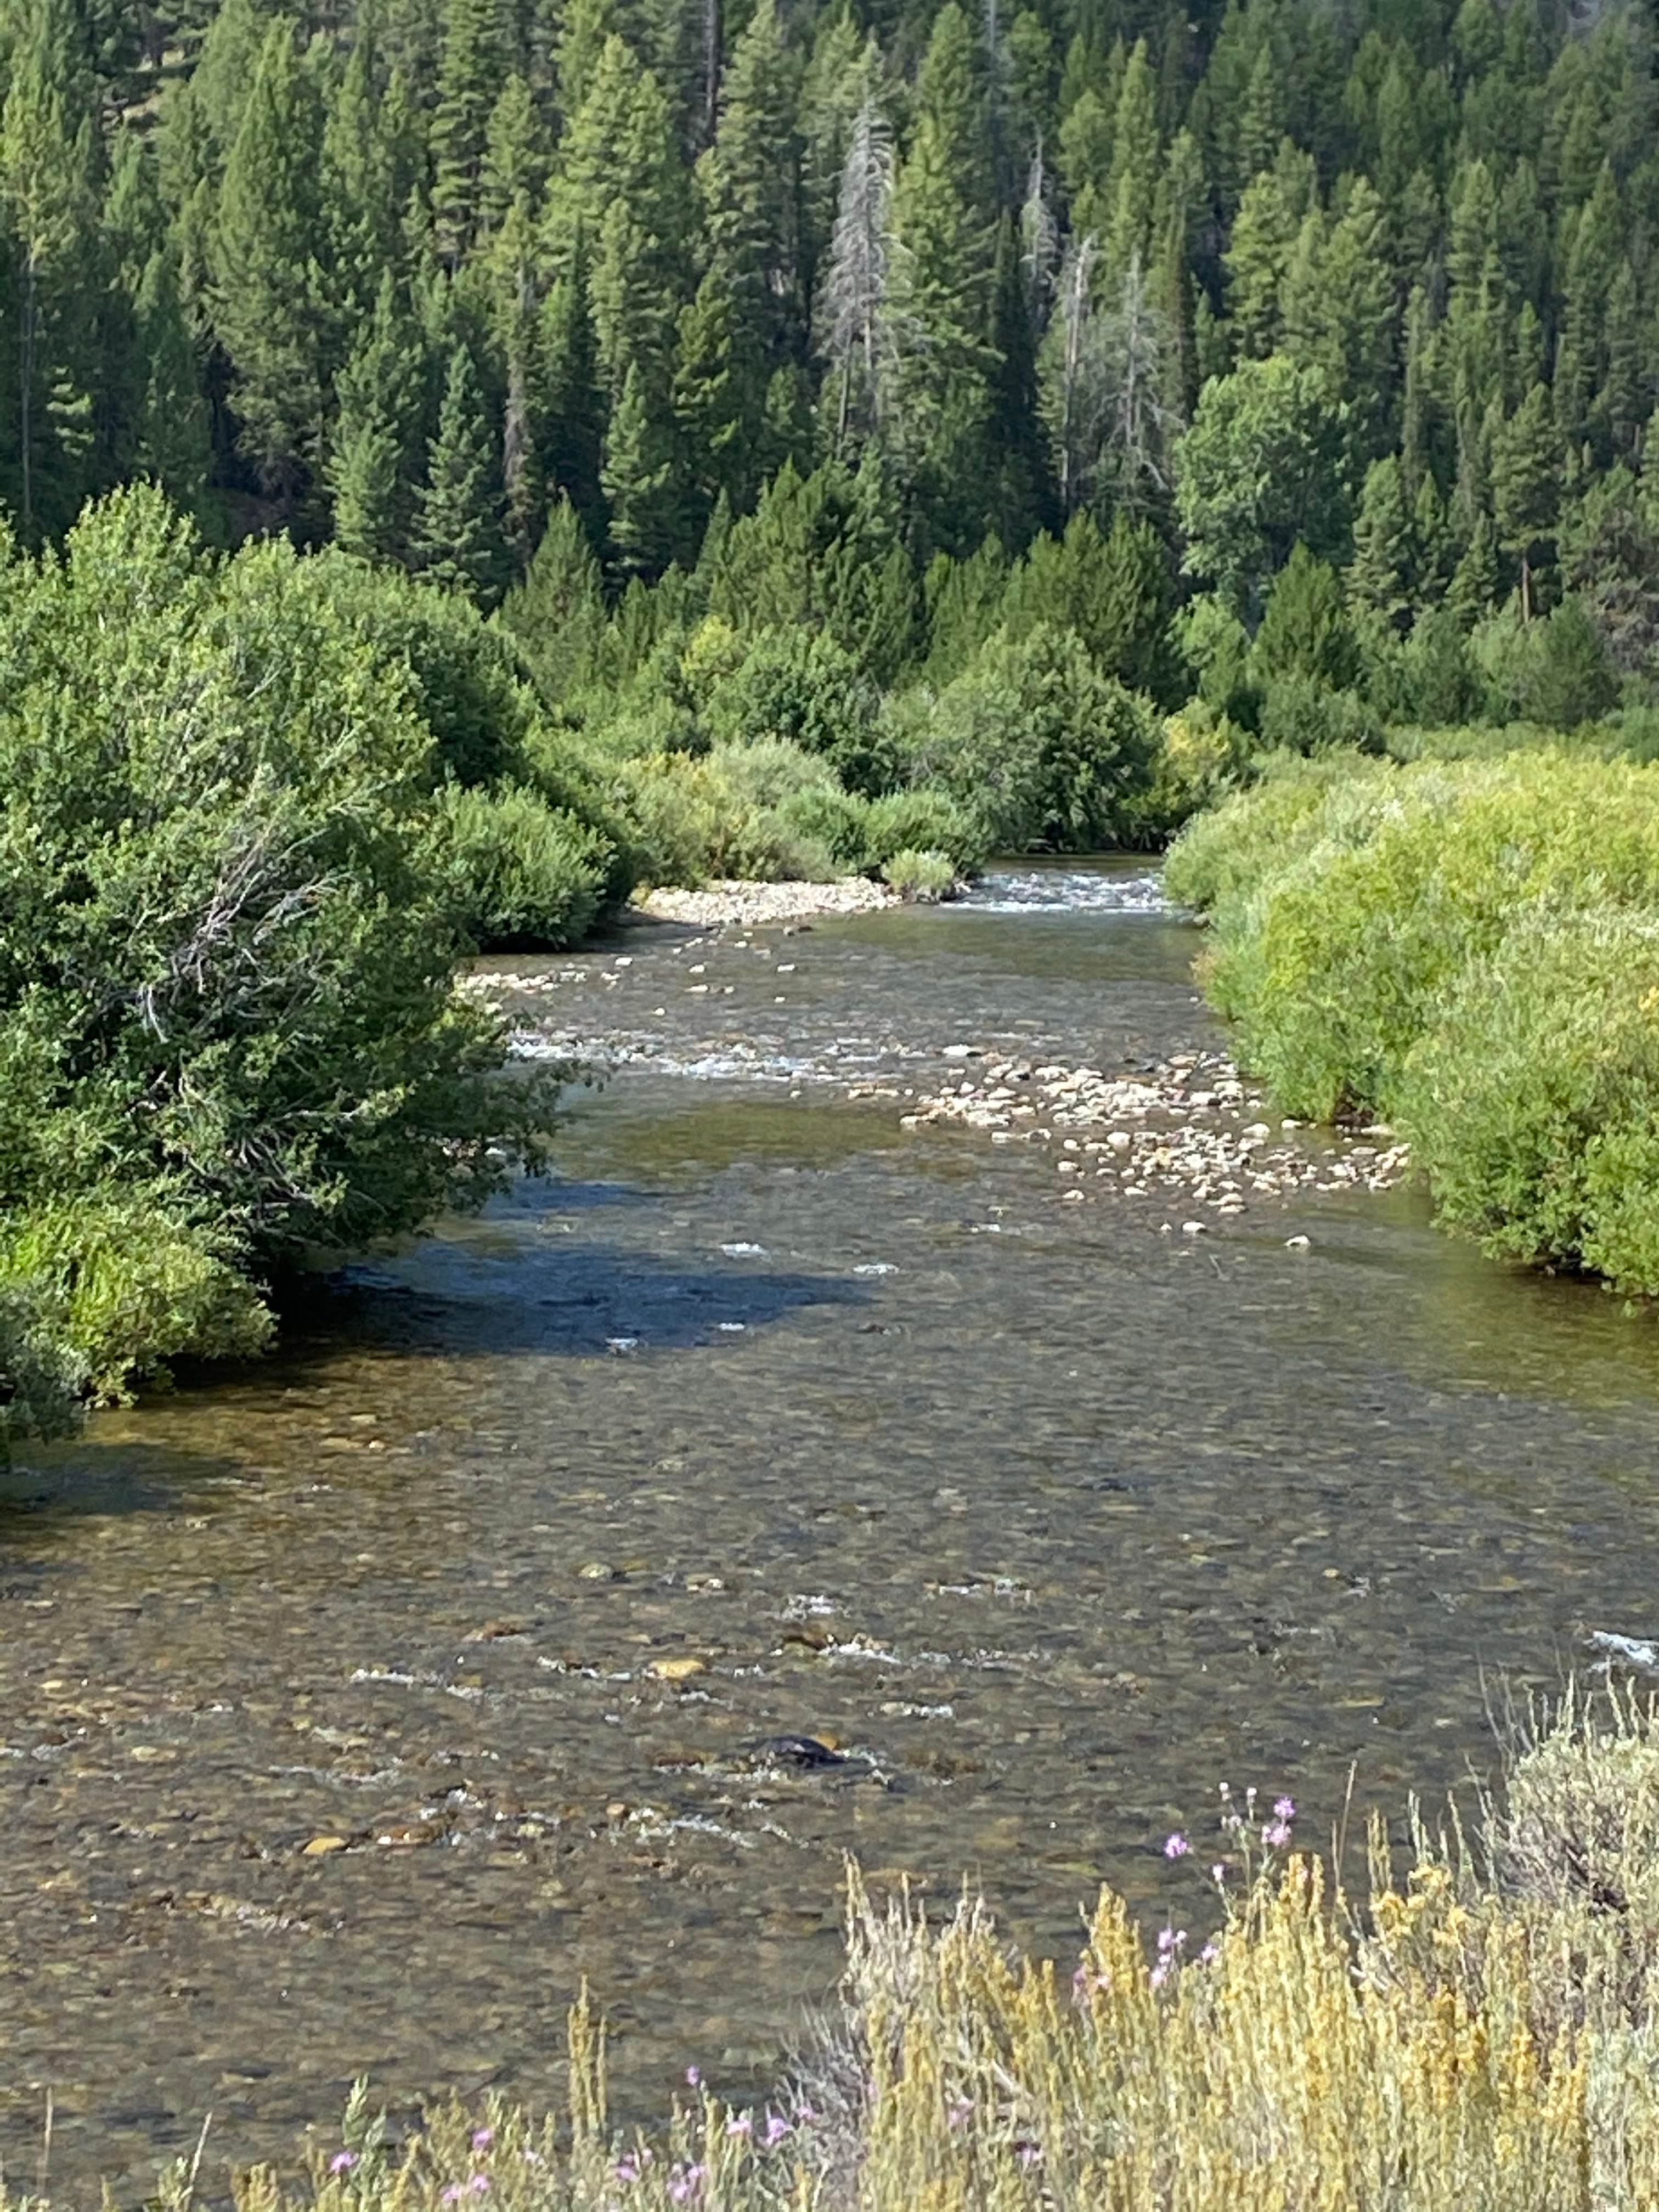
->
[23,1692,1659,2212]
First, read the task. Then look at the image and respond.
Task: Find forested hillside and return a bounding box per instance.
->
[4,0,1659,742]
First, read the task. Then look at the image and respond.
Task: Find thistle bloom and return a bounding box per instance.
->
[685,2066,701,2089]
[763,2114,791,2148]
[1211,1861,1228,1883]
[726,2116,752,2139]
[1274,1795,1296,1821]
[1164,1831,1190,1858]
[1263,1819,1293,1848]
[471,2130,494,2153]
[329,2154,357,2176]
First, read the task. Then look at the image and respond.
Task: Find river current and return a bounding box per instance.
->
[5,862,1659,2197]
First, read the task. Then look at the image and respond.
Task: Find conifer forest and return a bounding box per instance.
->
[5,0,1659,712]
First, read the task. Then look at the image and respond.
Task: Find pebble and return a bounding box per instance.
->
[649,1656,709,1683]
[899,1047,1410,1222]
[302,1836,349,1856]
[631,878,898,928]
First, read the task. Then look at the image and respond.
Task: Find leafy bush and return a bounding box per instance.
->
[435,783,612,950]
[861,787,984,872]
[915,623,1160,851]
[881,848,957,901]
[1472,596,1621,730]
[0,487,545,1426]
[619,743,840,886]
[1172,751,1659,1293]
[1171,753,1659,1120]
[703,628,895,795]
[1396,907,1659,1292]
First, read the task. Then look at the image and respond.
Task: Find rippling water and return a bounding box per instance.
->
[5,861,1659,2198]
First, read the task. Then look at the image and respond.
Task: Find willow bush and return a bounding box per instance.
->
[1166,752,1659,1294]
[63,1694,1659,2212]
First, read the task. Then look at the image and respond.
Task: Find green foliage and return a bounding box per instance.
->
[433,783,611,950]
[0,485,580,1425]
[619,741,843,885]
[1397,909,1659,1294]
[913,624,1160,852]
[1472,597,1620,731]
[702,627,893,794]
[881,846,956,899]
[1170,753,1659,1295]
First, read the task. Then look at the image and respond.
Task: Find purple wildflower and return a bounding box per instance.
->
[1273,1796,1296,1822]
[685,2066,701,2090]
[1211,1861,1228,1883]
[947,2098,974,2131]
[614,2154,641,2186]
[470,2177,490,2196]
[1149,1962,1171,1990]
[329,2154,357,2176]
[763,2114,791,2149]
[726,2116,752,2140]
[471,2130,494,2154]
[1017,2144,1043,2169]
[440,2190,461,2205]
[1163,1831,1190,1859]
[1263,1819,1293,1848]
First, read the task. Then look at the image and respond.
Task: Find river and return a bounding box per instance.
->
[5,862,1659,2198]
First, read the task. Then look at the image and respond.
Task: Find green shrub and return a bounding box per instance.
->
[776,782,874,869]
[0,486,546,1424]
[1257,676,1383,756]
[703,628,895,795]
[0,1194,273,1410]
[861,787,985,872]
[1172,753,1659,1121]
[916,624,1160,852]
[1472,597,1621,730]
[1396,907,1659,1293]
[881,847,957,901]
[435,783,611,950]
[618,744,842,886]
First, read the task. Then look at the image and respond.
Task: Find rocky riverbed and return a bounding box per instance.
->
[466,879,1410,1226]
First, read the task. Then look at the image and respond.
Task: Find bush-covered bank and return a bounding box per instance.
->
[0,486,617,1441]
[1165,751,1659,1296]
[44,1691,1659,2212]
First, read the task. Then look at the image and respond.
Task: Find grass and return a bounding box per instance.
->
[18,1694,1659,2211]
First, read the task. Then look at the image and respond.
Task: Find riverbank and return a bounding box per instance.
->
[25,1692,1659,2212]
[1167,753,1659,1297]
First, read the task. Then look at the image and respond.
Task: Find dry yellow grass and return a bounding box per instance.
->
[13,1689,1659,2212]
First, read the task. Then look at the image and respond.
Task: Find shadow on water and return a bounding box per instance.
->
[285,1173,869,1358]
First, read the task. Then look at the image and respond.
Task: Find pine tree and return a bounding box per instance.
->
[132,249,212,516]
[1223,140,1315,360]
[210,18,326,506]
[330,269,424,561]
[415,342,507,599]
[539,252,607,543]
[602,355,680,576]
[673,265,752,522]
[431,0,504,266]
[1347,454,1414,631]
[697,0,802,369]
[0,0,102,537]
[321,16,419,326]
[1101,37,1160,287]
[1490,380,1558,619]
[887,3,1000,543]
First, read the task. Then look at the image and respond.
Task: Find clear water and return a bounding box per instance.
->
[5,861,1658,2199]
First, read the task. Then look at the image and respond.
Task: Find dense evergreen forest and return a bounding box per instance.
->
[5,0,1659,741]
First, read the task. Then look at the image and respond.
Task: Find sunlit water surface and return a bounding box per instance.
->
[5,861,1659,2196]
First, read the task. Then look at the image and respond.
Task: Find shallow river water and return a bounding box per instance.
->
[5,863,1659,2198]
